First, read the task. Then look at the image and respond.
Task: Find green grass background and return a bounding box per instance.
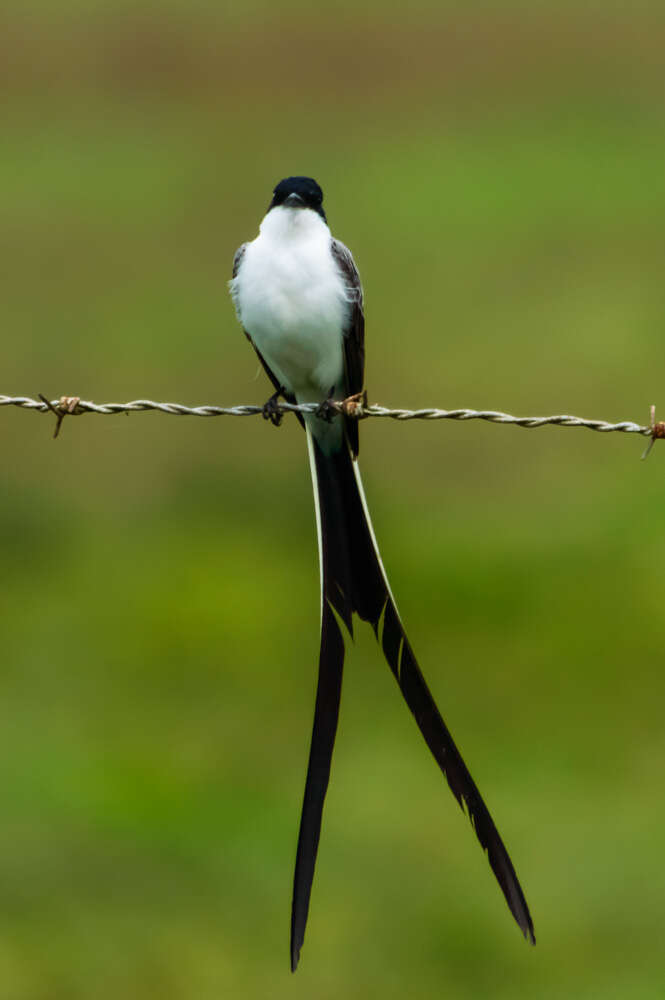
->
[3,3,665,997]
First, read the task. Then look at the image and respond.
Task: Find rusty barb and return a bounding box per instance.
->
[642,404,665,460]
[38,395,83,439]
[337,391,368,420]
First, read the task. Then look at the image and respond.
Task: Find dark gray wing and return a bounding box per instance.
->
[331,239,365,457]
[231,242,303,426]
[231,243,247,281]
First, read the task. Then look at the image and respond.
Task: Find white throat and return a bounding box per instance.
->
[259,204,329,242]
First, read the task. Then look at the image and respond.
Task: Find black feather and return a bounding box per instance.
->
[290,433,535,970]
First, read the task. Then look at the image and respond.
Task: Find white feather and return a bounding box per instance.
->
[305,425,325,625]
[230,206,348,405]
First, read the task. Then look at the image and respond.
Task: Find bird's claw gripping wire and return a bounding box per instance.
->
[39,395,82,439]
[315,386,338,424]
[262,388,284,426]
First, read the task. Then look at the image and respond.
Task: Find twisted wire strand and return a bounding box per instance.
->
[0,393,656,438]
[0,395,665,439]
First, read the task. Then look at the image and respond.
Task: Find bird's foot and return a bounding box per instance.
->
[262,388,284,426]
[315,386,338,423]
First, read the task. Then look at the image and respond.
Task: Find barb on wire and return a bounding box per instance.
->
[37,394,83,439]
[1,393,663,455]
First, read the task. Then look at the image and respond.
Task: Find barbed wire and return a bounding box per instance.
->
[1,393,663,456]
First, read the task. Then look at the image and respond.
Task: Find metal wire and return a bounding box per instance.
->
[0,393,660,445]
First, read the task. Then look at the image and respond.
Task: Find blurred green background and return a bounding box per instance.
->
[3,2,665,997]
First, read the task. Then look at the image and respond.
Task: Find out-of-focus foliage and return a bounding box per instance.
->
[2,3,665,997]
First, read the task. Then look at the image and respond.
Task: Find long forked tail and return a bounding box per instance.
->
[290,429,535,971]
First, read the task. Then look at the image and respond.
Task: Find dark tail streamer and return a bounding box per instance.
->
[290,430,535,970]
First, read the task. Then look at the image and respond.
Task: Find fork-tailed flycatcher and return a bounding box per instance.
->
[229,176,535,970]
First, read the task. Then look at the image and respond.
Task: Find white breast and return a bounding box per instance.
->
[230,206,349,402]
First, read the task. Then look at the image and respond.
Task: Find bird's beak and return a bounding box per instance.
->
[284,193,305,208]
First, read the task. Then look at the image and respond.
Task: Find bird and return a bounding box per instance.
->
[229,176,535,970]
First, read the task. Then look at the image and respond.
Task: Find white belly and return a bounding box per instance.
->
[231,210,348,402]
